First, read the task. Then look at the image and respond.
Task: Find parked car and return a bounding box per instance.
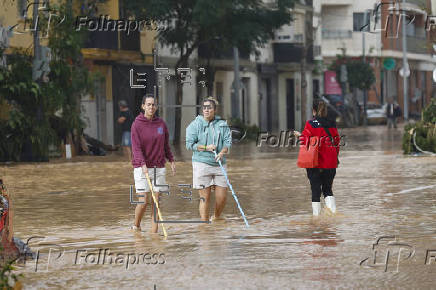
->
[365,103,387,125]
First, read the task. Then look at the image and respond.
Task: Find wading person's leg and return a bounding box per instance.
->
[193,162,213,221]
[306,168,322,216]
[133,167,149,230]
[150,192,160,233]
[199,187,212,221]
[134,195,148,229]
[321,169,337,213]
[213,186,227,219]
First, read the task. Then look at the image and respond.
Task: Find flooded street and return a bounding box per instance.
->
[2,125,436,289]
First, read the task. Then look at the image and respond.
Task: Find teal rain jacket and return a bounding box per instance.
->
[186,115,232,166]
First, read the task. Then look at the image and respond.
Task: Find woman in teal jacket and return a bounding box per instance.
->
[186,97,232,222]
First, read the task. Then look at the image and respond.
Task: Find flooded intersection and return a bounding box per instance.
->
[1,125,436,289]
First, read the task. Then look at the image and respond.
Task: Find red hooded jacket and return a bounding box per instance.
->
[300,117,340,169]
[131,114,174,168]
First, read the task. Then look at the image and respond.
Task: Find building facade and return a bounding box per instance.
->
[320,0,435,117]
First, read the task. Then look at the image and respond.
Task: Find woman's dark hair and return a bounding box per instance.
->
[313,99,328,118]
[142,94,155,104]
[202,97,219,110]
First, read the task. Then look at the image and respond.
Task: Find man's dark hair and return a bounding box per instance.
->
[118,100,128,108]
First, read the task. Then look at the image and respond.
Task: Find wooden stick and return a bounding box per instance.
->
[145,175,168,237]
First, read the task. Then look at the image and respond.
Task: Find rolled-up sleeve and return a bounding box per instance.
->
[186,122,199,151]
[131,123,146,166]
[222,122,232,149]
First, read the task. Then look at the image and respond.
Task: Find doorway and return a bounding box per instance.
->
[286,79,295,130]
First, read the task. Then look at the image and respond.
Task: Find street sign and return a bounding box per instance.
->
[433,68,436,82]
[383,58,395,70]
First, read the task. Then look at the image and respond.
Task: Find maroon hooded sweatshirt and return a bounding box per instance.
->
[131,114,174,168]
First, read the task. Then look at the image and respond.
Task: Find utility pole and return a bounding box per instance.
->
[232,46,241,119]
[32,0,40,81]
[301,16,308,125]
[30,0,49,161]
[362,10,368,126]
[402,0,409,120]
[300,6,313,126]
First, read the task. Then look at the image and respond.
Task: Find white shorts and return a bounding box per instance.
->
[133,167,167,193]
[192,162,227,190]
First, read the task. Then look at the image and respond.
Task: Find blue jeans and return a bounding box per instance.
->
[121,131,131,146]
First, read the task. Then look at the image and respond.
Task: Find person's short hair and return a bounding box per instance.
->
[202,97,219,109]
[118,100,128,108]
[142,94,155,104]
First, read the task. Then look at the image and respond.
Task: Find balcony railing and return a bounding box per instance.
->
[83,30,140,51]
[84,31,118,50]
[197,44,249,60]
[406,0,426,7]
[322,29,352,39]
[407,36,428,54]
[273,43,314,63]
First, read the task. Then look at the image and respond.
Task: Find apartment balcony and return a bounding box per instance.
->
[273,43,314,63]
[321,0,353,6]
[84,30,118,50]
[407,36,428,54]
[83,30,140,51]
[405,0,426,7]
[322,29,352,39]
[197,44,249,60]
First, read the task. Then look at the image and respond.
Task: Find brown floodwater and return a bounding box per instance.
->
[1,125,436,289]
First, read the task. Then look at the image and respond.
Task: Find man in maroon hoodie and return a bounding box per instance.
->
[131,95,176,233]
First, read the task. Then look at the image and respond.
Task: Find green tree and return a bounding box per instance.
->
[0,48,51,161]
[330,55,376,126]
[124,0,295,142]
[0,1,99,161]
[331,55,375,91]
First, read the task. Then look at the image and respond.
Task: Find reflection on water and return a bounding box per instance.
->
[1,125,436,289]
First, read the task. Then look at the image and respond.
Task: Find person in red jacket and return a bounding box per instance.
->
[130,94,176,233]
[295,99,340,216]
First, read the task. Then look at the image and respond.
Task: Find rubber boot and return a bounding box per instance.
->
[324,196,336,213]
[312,202,321,216]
